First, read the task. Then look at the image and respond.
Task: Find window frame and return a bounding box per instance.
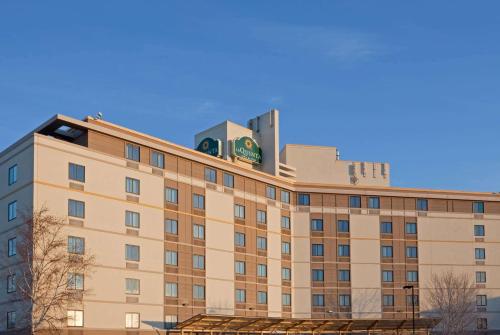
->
[125,177,140,195]
[193,285,205,300]
[7,201,17,222]
[165,250,178,266]
[125,278,140,295]
[311,219,324,231]
[266,185,276,200]
[298,193,310,206]
[281,190,290,204]
[416,198,428,211]
[125,211,140,228]
[125,143,140,162]
[67,310,84,327]
[68,236,85,255]
[368,196,380,209]
[193,224,205,240]
[193,254,205,269]
[8,237,16,257]
[125,312,140,329]
[223,173,234,188]
[406,222,417,234]
[8,164,18,186]
[68,163,85,183]
[256,236,267,250]
[193,194,205,210]
[125,244,140,262]
[338,244,350,257]
[311,244,324,256]
[150,151,165,169]
[235,261,246,275]
[349,195,361,208]
[68,199,85,219]
[234,204,245,219]
[165,219,178,235]
[381,222,393,234]
[204,167,217,183]
[165,188,178,204]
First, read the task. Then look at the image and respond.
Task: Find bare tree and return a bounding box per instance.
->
[425,271,478,335]
[3,207,95,334]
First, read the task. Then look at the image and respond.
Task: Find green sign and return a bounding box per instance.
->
[232,136,262,164]
[196,137,222,157]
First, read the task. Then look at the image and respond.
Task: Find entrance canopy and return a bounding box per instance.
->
[174,314,440,334]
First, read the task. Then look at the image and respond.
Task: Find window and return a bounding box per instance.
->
[257,236,267,250]
[165,219,178,234]
[379,222,392,234]
[204,167,216,183]
[67,310,83,327]
[125,244,140,261]
[416,198,428,211]
[282,293,291,306]
[223,173,234,188]
[406,246,418,258]
[476,271,486,283]
[235,261,246,275]
[235,232,245,247]
[476,295,487,306]
[234,204,245,219]
[7,274,16,293]
[281,216,290,229]
[368,196,380,209]
[298,193,310,206]
[474,225,485,237]
[165,251,178,266]
[67,273,84,290]
[407,295,418,307]
[349,196,361,208]
[338,270,350,282]
[311,244,324,256]
[7,201,17,221]
[193,194,205,209]
[7,311,16,329]
[406,222,417,234]
[125,313,140,329]
[126,177,140,195]
[68,236,85,254]
[475,248,486,260]
[165,282,178,297]
[407,271,418,282]
[69,163,85,182]
[477,318,488,330]
[473,201,485,214]
[257,291,267,304]
[165,315,178,329]
[282,241,291,255]
[193,255,205,269]
[193,285,205,300]
[266,185,276,200]
[338,245,350,257]
[193,224,205,240]
[312,269,324,281]
[8,165,18,186]
[339,294,351,306]
[337,220,349,233]
[256,210,266,224]
[312,294,325,306]
[151,151,165,168]
[281,190,290,204]
[125,143,140,161]
[381,246,393,258]
[382,271,393,282]
[68,199,85,218]
[282,267,291,281]
[125,278,140,295]
[125,211,140,228]
[236,289,246,302]
[383,295,394,306]
[165,188,178,204]
[311,219,323,231]
[8,237,16,257]
[257,264,267,277]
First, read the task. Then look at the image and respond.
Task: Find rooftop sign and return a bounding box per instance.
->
[232,136,262,165]
[196,137,222,157]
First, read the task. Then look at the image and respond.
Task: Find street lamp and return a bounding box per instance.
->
[403,285,415,335]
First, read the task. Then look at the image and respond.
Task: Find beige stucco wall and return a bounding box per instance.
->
[267,206,282,317]
[291,211,311,318]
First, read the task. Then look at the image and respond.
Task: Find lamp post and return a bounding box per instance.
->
[403,285,415,335]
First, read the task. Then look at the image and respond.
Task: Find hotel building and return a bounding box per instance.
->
[0,110,499,333]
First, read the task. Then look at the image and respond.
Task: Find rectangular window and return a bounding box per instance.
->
[151,151,165,169]
[67,273,84,290]
[125,177,140,195]
[234,204,245,219]
[266,186,276,200]
[338,244,350,257]
[298,193,310,206]
[67,310,83,327]
[257,291,267,304]
[312,294,325,306]
[407,271,418,282]
[257,236,267,250]
[193,224,205,240]
[473,201,485,214]
[474,225,485,237]
[349,195,361,208]
[235,261,246,275]
[165,282,178,297]
[68,163,85,182]
[125,143,140,162]
[125,313,140,329]
[6,311,16,329]
[381,222,393,234]
[382,271,393,282]
[337,220,349,233]
[311,219,323,231]
[257,264,267,277]
[204,167,217,183]
[416,198,428,211]
[68,199,85,218]
[235,289,246,302]
[281,241,291,255]
[368,196,380,209]
[235,232,245,247]
[406,222,417,234]
[339,294,351,306]
[193,255,205,269]
[383,295,395,306]
[165,251,178,266]
[477,318,488,330]
[125,211,140,228]
[282,267,291,281]
[125,244,140,261]
[281,190,290,204]
[8,165,18,186]
[7,274,16,293]
[7,201,17,221]
[125,278,140,295]
[476,295,487,306]
[281,216,290,229]
[165,219,178,235]
[68,236,85,254]
[476,271,486,283]
[193,194,205,209]
[282,293,291,306]
[312,269,324,281]
[8,237,16,257]
[165,315,178,329]
[311,244,324,256]
[256,210,267,224]
[475,248,486,260]
[406,246,418,258]
[165,188,178,204]
[338,270,350,282]
[193,285,205,300]
[381,246,393,258]
[223,173,234,188]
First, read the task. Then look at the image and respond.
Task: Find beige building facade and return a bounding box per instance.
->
[0,111,499,333]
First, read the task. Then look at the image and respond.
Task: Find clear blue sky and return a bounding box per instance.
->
[1,1,499,192]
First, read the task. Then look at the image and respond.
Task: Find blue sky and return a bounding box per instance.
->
[1,1,499,192]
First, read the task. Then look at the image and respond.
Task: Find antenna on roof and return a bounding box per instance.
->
[95,112,103,120]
